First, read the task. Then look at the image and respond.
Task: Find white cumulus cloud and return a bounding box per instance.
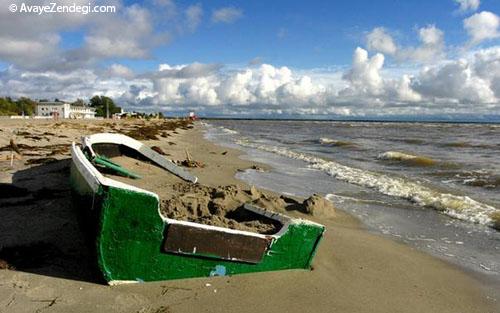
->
[413,59,496,103]
[408,46,500,106]
[366,27,397,55]
[106,64,135,79]
[399,25,445,63]
[83,4,169,60]
[366,25,445,64]
[2,46,500,116]
[342,47,385,95]
[464,11,500,45]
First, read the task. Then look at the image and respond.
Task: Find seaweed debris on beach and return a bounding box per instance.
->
[125,119,193,141]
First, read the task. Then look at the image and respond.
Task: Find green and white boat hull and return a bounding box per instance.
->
[70,133,325,284]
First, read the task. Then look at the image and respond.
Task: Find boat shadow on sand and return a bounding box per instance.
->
[0,159,104,284]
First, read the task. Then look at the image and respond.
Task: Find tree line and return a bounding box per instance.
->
[0,96,122,117]
[0,97,38,116]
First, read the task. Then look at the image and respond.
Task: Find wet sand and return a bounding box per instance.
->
[0,118,498,313]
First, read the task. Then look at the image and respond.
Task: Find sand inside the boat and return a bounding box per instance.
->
[99,155,284,234]
[160,183,284,234]
[98,154,334,234]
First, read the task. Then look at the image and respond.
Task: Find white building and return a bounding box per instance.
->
[36,101,96,119]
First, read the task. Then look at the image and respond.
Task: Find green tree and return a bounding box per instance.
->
[0,97,15,115]
[0,97,36,116]
[16,97,37,115]
[89,95,122,118]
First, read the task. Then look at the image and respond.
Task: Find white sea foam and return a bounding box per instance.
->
[325,194,389,206]
[236,139,499,227]
[377,151,437,166]
[319,137,336,144]
[218,126,239,134]
[378,151,419,161]
[318,137,355,147]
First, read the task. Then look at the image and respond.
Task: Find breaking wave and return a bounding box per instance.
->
[319,137,356,147]
[218,126,239,135]
[378,151,437,166]
[236,139,499,228]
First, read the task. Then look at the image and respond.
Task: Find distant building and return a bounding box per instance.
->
[36,101,96,119]
[113,109,138,119]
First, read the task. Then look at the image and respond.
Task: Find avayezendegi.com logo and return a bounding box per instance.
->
[8,2,116,15]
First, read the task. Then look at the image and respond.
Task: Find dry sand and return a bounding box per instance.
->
[0,118,498,313]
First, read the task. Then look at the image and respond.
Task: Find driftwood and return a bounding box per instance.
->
[177,148,204,168]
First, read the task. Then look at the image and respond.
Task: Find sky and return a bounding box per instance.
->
[0,0,500,118]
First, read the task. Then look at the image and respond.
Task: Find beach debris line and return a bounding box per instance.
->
[24,157,58,166]
[0,142,70,166]
[124,119,194,141]
[0,119,199,169]
[151,146,168,155]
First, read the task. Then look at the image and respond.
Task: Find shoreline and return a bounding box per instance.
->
[204,120,500,278]
[198,123,500,299]
[200,123,500,284]
[0,119,498,312]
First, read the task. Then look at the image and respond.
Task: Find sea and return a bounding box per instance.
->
[203,119,500,282]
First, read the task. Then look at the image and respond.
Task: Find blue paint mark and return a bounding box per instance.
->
[136,278,144,283]
[209,265,226,277]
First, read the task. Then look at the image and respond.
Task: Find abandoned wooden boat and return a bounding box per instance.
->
[70,133,325,284]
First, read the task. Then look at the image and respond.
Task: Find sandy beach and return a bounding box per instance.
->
[0,118,498,313]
